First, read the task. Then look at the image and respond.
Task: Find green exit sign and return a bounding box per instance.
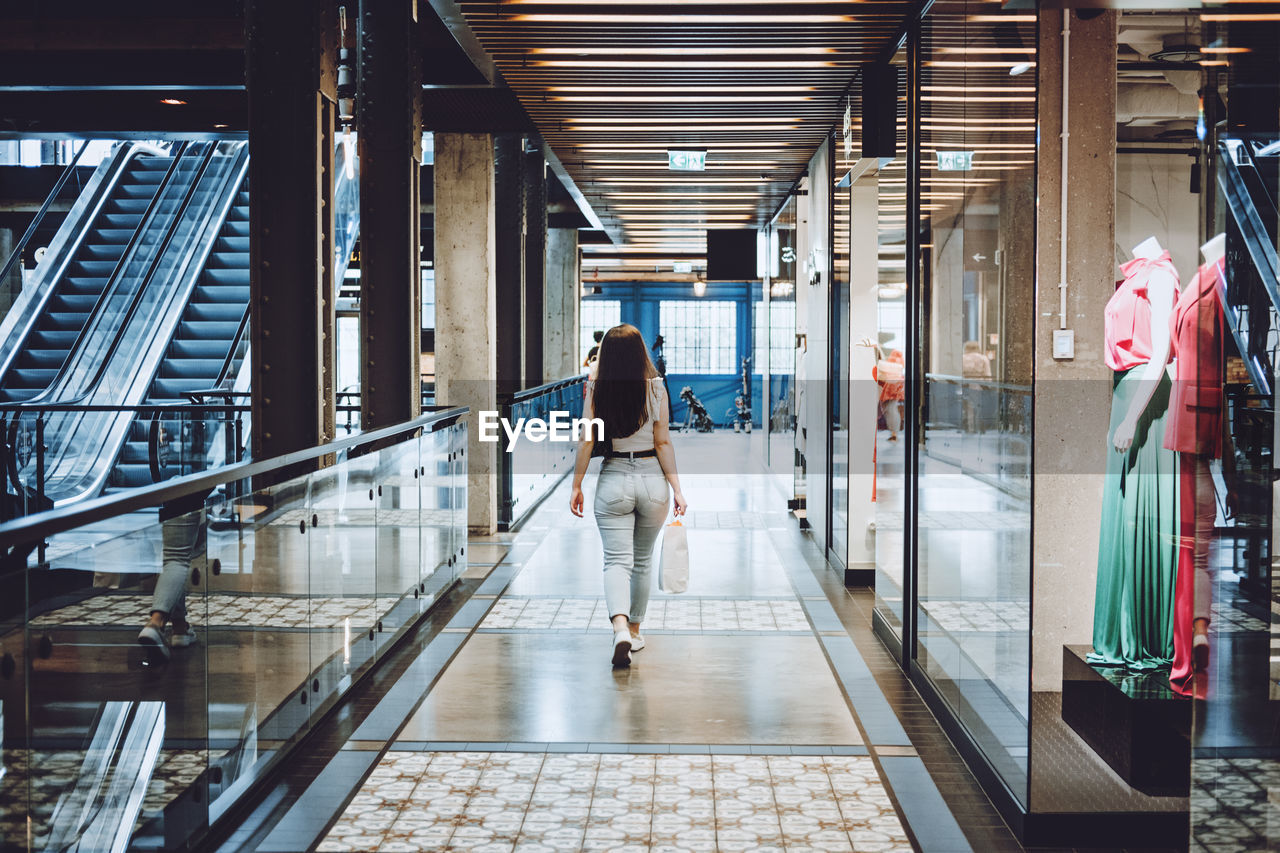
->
[936,150,974,171]
[668,149,707,171]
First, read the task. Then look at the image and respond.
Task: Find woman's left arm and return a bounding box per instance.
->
[652,382,687,515]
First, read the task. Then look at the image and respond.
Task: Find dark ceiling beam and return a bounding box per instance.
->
[0,91,248,136]
[0,19,243,51]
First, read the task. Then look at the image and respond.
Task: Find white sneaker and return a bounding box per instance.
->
[629,634,645,652]
[611,631,632,667]
[137,625,170,661]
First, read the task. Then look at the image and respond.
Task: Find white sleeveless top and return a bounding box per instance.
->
[584,375,667,452]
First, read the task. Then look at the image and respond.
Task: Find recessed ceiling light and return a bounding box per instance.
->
[160,98,188,106]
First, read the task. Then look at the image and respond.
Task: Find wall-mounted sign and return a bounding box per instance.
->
[668,149,707,171]
[673,261,693,273]
[936,150,974,171]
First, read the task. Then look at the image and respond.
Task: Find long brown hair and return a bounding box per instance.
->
[592,324,657,440]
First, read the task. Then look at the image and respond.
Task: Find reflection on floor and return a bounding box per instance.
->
[479,597,810,633]
[320,751,910,853]
[31,593,380,629]
[0,747,220,848]
[1192,757,1280,852]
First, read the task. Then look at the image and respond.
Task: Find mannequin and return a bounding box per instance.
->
[1167,233,1226,697]
[1090,237,1182,671]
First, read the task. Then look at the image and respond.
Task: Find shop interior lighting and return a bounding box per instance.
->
[926,61,1038,69]
[936,47,1037,54]
[512,13,855,23]
[922,95,1035,102]
[553,86,814,94]
[537,60,835,68]
[570,125,799,132]
[160,98,188,105]
[533,46,833,55]
[923,85,1035,93]
[1201,46,1251,53]
[555,95,814,103]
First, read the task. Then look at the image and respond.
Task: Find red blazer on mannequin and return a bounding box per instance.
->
[1164,261,1225,457]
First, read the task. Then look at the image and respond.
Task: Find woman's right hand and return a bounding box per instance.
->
[672,490,688,517]
[570,485,585,517]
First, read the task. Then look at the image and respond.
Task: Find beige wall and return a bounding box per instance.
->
[1031,10,1118,692]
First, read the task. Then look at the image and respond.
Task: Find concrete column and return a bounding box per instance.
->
[434,132,498,534]
[494,134,526,395]
[543,227,580,381]
[524,152,546,389]
[1031,9,1117,692]
[846,175,880,582]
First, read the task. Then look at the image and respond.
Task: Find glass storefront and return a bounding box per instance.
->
[914,0,1037,806]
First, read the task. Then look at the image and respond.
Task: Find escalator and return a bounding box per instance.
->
[0,147,174,403]
[111,175,250,489]
[1212,135,1280,596]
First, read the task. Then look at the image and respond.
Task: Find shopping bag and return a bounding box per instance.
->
[659,520,689,594]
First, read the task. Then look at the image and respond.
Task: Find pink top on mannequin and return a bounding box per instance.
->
[1164,260,1225,457]
[1104,251,1178,371]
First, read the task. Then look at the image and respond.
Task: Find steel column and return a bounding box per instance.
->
[524,150,547,390]
[494,133,527,394]
[358,0,424,430]
[246,0,336,461]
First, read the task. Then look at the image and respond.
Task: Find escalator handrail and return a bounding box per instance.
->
[1217,138,1280,308]
[0,139,89,286]
[18,143,222,409]
[0,142,166,390]
[13,143,204,407]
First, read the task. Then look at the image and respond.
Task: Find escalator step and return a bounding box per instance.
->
[133,157,175,169]
[0,388,40,403]
[108,198,150,214]
[203,268,249,287]
[205,252,250,270]
[229,204,249,219]
[30,330,78,348]
[152,378,214,398]
[218,236,250,253]
[115,183,162,199]
[17,349,68,369]
[68,259,118,277]
[185,303,244,322]
[43,311,89,330]
[100,213,144,229]
[119,442,150,464]
[194,285,250,304]
[223,221,249,238]
[178,321,239,339]
[160,358,224,378]
[168,339,227,359]
[113,464,153,488]
[89,227,136,243]
[63,276,109,296]
[78,244,127,262]
[9,368,57,387]
[52,293,99,313]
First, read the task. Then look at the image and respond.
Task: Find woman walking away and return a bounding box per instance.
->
[571,324,688,667]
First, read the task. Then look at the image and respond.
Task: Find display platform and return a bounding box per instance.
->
[1061,644,1190,797]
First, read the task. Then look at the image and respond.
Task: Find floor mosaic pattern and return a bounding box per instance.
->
[318,751,911,852]
[30,593,381,629]
[478,598,811,633]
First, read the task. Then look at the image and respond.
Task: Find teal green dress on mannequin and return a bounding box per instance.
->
[1089,250,1181,671]
[1088,368,1180,670]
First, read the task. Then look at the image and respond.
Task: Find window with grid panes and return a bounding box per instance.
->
[659,301,737,374]
[753,301,796,375]
[580,300,621,364]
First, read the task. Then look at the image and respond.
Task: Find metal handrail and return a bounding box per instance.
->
[924,373,1033,393]
[0,139,89,286]
[0,406,468,551]
[502,373,588,405]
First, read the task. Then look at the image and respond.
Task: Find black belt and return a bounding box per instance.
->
[605,448,657,459]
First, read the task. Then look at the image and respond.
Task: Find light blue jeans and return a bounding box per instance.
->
[594,457,669,624]
[152,511,205,625]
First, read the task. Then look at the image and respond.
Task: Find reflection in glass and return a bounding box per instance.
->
[914,2,1035,805]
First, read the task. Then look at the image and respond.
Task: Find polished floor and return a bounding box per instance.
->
[195,431,1007,853]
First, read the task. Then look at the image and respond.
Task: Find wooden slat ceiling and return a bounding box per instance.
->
[454,0,913,268]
